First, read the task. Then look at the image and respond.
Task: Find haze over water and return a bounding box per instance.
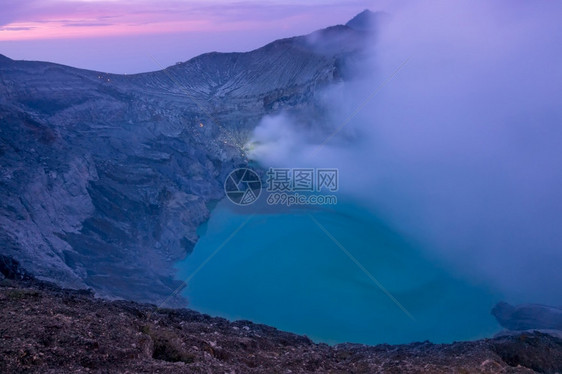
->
[177,0,562,345]
[177,197,502,345]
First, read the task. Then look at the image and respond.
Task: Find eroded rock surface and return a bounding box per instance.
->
[2,278,562,373]
[0,20,370,304]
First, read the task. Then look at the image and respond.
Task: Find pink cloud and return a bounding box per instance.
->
[0,0,374,41]
[0,0,374,73]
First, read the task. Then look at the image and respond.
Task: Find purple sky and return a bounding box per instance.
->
[0,0,375,73]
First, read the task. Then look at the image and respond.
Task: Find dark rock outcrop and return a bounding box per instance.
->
[492,301,562,331]
[0,255,34,281]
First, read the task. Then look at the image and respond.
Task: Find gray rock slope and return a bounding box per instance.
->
[493,302,562,331]
[0,18,371,304]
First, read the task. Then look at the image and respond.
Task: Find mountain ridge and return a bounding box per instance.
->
[0,12,373,305]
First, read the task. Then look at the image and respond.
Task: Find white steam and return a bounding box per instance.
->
[247,1,562,304]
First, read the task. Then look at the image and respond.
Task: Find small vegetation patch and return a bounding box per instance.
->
[6,289,40,301]
[141,325,195,363]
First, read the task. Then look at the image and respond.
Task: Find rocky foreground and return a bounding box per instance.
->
[2,276,562,373]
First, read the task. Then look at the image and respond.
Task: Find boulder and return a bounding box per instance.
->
[492,301,562,331]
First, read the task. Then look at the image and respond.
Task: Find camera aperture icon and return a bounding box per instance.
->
[224,168,262,206]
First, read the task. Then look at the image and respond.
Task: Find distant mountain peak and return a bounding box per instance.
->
[346,9,379,31]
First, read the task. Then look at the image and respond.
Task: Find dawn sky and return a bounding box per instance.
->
[0,0,375,73]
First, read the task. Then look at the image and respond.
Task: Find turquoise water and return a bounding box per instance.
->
[176,197,501,345]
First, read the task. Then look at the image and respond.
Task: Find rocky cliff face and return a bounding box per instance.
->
[0,20,370,304]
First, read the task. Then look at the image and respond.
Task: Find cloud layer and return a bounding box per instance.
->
[0,0,374,73]
[0,0,373,40]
